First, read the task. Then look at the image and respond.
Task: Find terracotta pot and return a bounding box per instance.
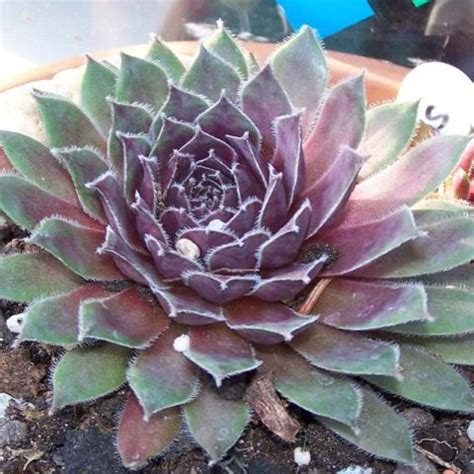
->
[0,41,408,103]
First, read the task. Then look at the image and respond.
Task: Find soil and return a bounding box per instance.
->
[0,222,473,474]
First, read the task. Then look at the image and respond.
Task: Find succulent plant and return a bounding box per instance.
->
[0,24,473,469]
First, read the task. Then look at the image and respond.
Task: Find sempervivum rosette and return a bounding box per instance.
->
[0,24,473,469]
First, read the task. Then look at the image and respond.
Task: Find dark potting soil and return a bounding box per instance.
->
[0,223,473,474]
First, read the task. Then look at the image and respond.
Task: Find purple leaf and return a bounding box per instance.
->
[120,133,150,203]
[19,284,109,345]
[132,193,169,244]
[30,217,124,281]
[0,175,102,232]
[87,171,145,251]
[232,162,265,201]
[316,279,430,330]
[207,229,270,272]
[303,74,365,186]
[252,256,327,301]
[198,94,261,150]
[301,146,363,237]
[224,197,261,236]
[145,234,204,281]
[336,135,469,228]
[177,227,236,255]
[183,272,258,304]
[99,226,165,288]
[80,287,169,348]
[138,155,158,209]
[127,324,199,418]
[241,64,292,148]
[153,286,224,325]
[271,112,305,208]
[318,206,418,276]
[183,323,261,385]
[0,252,83,303]
[258,166,288,231]
[291,324,401,377]
[225,297,317,344]
[258,199,311,270]
[118,393,181,470]
[159,207,199,241]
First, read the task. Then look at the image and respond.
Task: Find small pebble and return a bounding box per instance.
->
[6,313,24,334]
[467,420,474,442]
[173,334,190,352]
[0,394,14,418]
[337,466,372,474]
[294,447,311,467]
[0,419,27,447]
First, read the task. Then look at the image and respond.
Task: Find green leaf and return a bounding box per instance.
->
[0,131,77,204]
[181,46,241,103]
[259,345,362,427]
[410,334,474,366]
[116,53,169,110]
[320,388,414,464]
[291,324,401,377]
[358,101,419,180]
[271,25,327,133]
[19,284,109,345]
[408,264,474,292]
[146,36,186,83]
[33,91,105,151]
[183,324,262,386]
[0,252,83,302]
[245,52,260,76]
[30,217,124,281]
[365,344,474,411]
[389,286,474,336]
[54,147,108,222]
[80,56,117,134]
[204,23,248,77]
[127,325,199,418]
[184,385,249,462]
[354,217,474,278]
[52,343,130,410]
[118,394,181,470]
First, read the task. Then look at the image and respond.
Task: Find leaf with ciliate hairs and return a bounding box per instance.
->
[52,343,130,411]
[291,324,401,377]
[30,217,124,281]
[259,344,362,427]
[33,91,105,151]
[358,101,419,180]
[320,388,414,464]
[19,284,109,345]
[146,36,186,83]
[127,325,199,418]
[183,324,262,386]
[181,46,241,103]
[0,252,83,303]
[353,216,474,278]
[0,175,102,232]
[81,56,117,134]
[116,53,169,109]
[0,131,78,204]
[364,344,474,412]
[271,25,327,134]
[316,279,430,331]
[184,385,250,462]
[118,393,181,470]
[388,286,474,336]
[79,287,169,349]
